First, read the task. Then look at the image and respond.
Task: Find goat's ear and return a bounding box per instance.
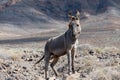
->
[76,11,80,19]
[68,12,76,21]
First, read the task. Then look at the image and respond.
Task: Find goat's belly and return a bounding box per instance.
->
[52,49,66,56]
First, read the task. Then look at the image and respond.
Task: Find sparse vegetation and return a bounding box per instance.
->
[0,44,120,80]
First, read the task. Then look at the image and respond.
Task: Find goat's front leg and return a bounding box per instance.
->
[71,47,75,73]
[67,50,72,75]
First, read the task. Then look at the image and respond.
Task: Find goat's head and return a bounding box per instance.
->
[68,11,81,39]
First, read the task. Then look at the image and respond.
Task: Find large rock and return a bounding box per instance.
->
[35,76,44,80]
[66,73,80,80]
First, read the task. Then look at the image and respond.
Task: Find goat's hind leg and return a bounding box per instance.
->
[44,52,51,80]
[50,56,59,76]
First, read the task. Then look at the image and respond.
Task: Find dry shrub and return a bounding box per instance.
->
[103,47,120,54]
[89,67,120,80]
[11,52,21,61]
[94,47,103,54]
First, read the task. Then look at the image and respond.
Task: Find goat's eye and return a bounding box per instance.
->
[77,24,79,27]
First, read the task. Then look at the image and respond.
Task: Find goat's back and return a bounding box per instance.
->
[45,33,66,56]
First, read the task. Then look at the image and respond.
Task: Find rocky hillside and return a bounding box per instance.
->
[0,0,55,25]
[0,0,120,24]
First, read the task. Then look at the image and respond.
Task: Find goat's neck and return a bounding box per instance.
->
[66,29,77,44]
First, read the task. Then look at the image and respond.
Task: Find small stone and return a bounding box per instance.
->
[12,70,17,74]
[89,50,94,56]
[35,76,44,80]
[7,71,12,74]
[81,73,86,78]
[24,50,27,53]
[34,67,37,70]
[26,58,33,61]
[15,76,19,80]
[23,72,29,76]
[66,73,80,80]
[6,78,13,80]
[14,68,19,71]
[0,66,2,70]
[49,77,56,80]
[23,66,27,70]
[30,56,32,58]
[33,54,39,58]
[2,63,10,67]
[66,75,74,80]
[21,55,26,59]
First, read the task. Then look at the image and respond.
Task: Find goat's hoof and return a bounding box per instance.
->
[72,71,75,74]
[55,72,60,77]
[46,78,49,80]
[56,73,60,77]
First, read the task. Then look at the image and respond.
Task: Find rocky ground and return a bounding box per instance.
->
[0,44,120,80]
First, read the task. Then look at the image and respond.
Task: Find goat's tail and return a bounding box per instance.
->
[34,55,45,65]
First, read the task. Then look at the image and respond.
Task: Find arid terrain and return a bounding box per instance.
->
[0,44,120,80]
[0,0,120,80]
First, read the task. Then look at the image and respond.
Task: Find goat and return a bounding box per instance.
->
[35,11,81,80]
